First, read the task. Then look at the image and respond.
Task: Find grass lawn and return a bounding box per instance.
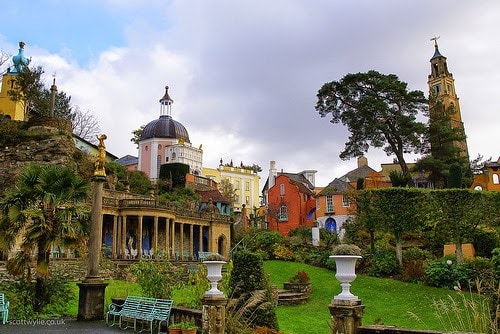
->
[264,260,468,334]
[60,260,478,334]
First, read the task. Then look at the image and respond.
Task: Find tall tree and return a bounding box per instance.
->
[315,70,427,175]
[0,163,90,312]
[414,95,470,188]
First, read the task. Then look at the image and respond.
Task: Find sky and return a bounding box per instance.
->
[1,0,500,188]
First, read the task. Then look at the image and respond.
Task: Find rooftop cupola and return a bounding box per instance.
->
[159,85,174,116]
[11,41,30,74]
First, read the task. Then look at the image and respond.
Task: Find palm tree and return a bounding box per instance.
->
[0,163,90,312]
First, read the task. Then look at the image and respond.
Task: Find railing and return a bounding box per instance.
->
[101,197,232,223]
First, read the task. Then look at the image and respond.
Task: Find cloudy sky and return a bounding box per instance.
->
[1,0,499,187]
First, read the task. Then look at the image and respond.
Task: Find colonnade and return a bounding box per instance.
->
[102,213,215,260]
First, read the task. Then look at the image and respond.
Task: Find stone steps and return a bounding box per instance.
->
[277,289,310,306]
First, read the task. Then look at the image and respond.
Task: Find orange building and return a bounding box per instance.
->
[262,161,316,236]
[315,157,380,236]
[471,157,500,192]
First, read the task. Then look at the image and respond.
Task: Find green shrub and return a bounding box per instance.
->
[0,268,74,319]
[367,249,401,277]
[492,248,500,280]
[249,231,285,260]
[272,243,294,261]
[424,257,474,289]
[402,247,434,283]
[466,257,495,288]
[472,226,500,257]
[130,259,183,299]
[228,251,279,330]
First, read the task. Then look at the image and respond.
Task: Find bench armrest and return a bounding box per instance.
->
[5,301,9,309]
[107,303,120,312]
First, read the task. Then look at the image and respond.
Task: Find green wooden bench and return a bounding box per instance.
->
[0,293,9,325]
[106,296,173,334]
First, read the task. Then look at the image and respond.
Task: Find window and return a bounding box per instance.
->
[326,195,334,213]
[342,194,350,207]
[493,174,499,185]
[235,180,240,190]
[245,196,250,204]
[156,155,161,176]
[278,204,288,221]
[280,183,285,196]
[172,152,176,160]
[234,195,240,203]
[433,84,441,94]
[245,181,250,191]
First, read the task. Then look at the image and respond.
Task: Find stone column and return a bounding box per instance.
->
[112,215,117,259]
[180,223,185,260]
[170,220,175,259]
[329,300,364,334]
[122,215,127,259]
[199,225,204,253]
[189,224,194,260]
[116,215,122,258]
[138,215,143,259]
[165,218,170,259]
[153,216,158,256]
[77,174,108,321]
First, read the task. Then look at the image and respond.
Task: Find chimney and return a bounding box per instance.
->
[358,156,368,168]
[269,161,277,188]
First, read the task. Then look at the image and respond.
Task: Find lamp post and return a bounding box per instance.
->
[77,134,108,321]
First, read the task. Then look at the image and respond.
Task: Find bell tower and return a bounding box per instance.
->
[427,37,469,159]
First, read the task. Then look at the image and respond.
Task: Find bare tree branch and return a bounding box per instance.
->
[71,106,101,144]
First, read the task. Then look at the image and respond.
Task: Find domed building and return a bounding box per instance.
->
[138,86,203,180]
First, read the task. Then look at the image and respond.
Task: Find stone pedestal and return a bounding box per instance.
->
[329,299,364,334]
[77,281,108,320]
[202,294,227,334]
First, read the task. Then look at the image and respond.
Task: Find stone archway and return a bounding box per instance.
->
[217,234,227,257]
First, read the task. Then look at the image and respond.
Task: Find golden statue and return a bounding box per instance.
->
[94,134,107,177]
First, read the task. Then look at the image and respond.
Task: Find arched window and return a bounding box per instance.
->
[493,174,499,184]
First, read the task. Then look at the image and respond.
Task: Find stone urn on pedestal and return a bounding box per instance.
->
[330,244,362,301]
[203,253,227,296]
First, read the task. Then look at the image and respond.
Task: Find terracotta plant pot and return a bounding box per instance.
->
[181,329,197,334]
[169,328,182,334]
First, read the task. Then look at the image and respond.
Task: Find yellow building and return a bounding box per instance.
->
[0,42,30,121]
[202,161,260,213]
